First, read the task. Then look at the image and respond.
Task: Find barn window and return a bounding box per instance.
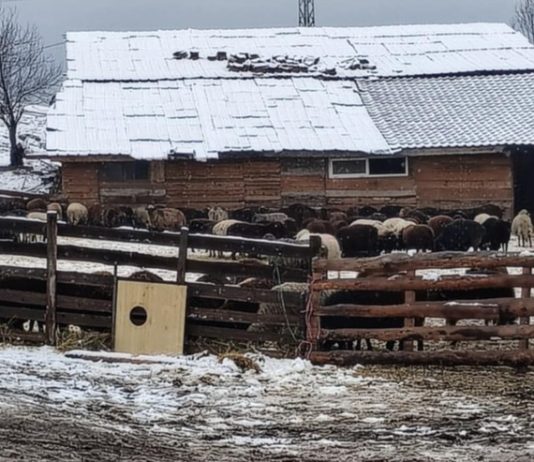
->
[101,161,150,182]
[329,157,408,178]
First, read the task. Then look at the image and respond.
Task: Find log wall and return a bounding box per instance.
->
[60,151,513,214]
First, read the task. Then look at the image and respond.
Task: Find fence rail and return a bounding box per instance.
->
[309,251,534,366]
[0,214,316,346]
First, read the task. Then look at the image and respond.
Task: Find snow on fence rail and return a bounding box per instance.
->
[0,213,321,346]
[308,252,534,367]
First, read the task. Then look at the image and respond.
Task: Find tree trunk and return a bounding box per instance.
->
[9,123,22,168]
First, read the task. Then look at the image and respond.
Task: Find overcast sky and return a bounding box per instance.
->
[1,0,519,62]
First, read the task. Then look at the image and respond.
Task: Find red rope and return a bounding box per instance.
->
[298,272,323,360]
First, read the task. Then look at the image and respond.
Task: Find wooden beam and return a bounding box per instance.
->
[309,350,534,367]
[45,211,58,345]
[314,251,534,273]
[314,298,534,319]
[520,267,531,350]
[188,307,300,325]
[312,274,534,292]
[319,325,534,342]
[176,226,189,285]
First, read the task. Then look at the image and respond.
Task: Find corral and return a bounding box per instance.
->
[0,211,534,367]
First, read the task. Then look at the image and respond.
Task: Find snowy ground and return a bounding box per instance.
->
[0,346,533,461]
[0,105,58,194]
[0,105,47,167]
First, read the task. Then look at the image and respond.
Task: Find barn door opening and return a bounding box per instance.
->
[512,146,534,215]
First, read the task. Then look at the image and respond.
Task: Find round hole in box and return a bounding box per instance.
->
[130,306,148,326]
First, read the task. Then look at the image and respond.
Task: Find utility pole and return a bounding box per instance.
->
[299,0,315,27]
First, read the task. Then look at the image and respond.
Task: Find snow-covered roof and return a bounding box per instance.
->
[46,78,392,159]
[359,73,534,149]
[66,23,534,80]
[45,23,534,160]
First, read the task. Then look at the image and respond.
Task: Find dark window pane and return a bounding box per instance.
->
[332,159,366,176]
[101,162,150,181]
[368,157,406,175]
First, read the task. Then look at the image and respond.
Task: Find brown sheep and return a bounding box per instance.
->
[88,204,103,226]
[402,224,434,252]
[149,207,187,232]
[26,198,47,212]
[428,215,453,238]
[47,202,63,220]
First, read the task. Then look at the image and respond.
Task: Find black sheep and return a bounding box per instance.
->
[189,218,216,234]
[432,268,516,326]
[481,217,511,252]
[337,225,379,258]
[402,225,434,252]
[379,205,403,218]
[434,219,485,251]
[227,221,286,239]
[358,206,378,217]
[321,290,405,351]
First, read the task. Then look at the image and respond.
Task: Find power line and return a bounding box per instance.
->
[44,41,65,50]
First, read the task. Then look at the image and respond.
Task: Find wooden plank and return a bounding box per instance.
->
[0,189,46,200]
[325,190,416,198]
[45,211,58,345]
[315,298,534,319]
[0,241,308,281]
[187,307,300,325]
[520,267,531,350]
[186,324,288,343]
[312,274,534,292]
[319,325,534,342]
[314,251,534,273]
[176,226,189,285]
[188,283,304,307]
[310,350,534,367]
[0,289,111,313]
[115,281,187,355]
[403,269,416,352]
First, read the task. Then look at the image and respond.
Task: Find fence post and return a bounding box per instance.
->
[45,211,58,345]
[519,266,531,350]
[307,258,324,353]
[402,269,416,352]
[176,226,189,285]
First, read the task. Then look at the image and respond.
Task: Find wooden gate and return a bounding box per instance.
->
[307,252,534,367]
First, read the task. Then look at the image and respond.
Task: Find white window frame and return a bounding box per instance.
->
[328,157,409,179]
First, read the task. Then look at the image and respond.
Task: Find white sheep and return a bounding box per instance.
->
[26,212,47,222]
[474,213,495,225]
[212,219,242,236]
[66,203,88,226]
[133,207,151,229]
[350,219,387,236]
[295,228,310,240]
[512,209,533,247]
[297,232,341,260]
[253,212,289,223]
[208,206,229,222]
[383,218,414,237]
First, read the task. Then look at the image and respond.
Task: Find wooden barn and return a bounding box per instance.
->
[41,23,534,217]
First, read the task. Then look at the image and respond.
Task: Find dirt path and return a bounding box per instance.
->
[0,347,533,461]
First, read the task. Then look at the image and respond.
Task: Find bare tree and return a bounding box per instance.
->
[514,0,534,44]
[0,8,62,167]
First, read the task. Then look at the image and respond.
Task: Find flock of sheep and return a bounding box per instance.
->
[11,200,534,259]
[5,199,534,351]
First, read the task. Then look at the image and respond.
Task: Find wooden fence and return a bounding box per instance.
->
[0,213,321,346]
[308,252,534,367]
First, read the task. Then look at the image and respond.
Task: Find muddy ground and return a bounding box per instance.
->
[0,347,533,461]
